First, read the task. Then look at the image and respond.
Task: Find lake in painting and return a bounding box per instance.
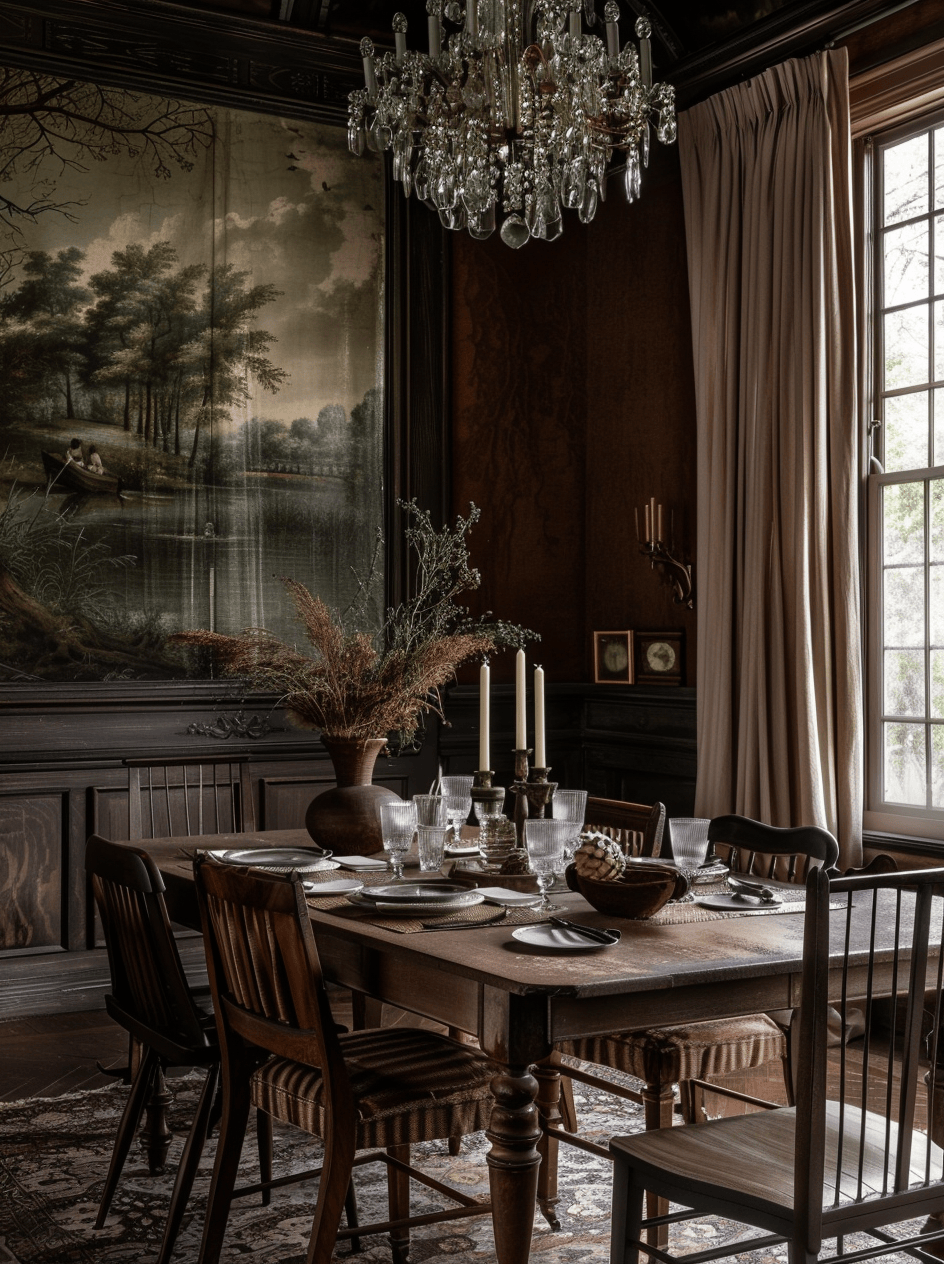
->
[0,66,385,682]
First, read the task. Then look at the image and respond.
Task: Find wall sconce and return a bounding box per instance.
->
[635,497,694,610]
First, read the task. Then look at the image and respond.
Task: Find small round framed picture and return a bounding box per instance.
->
[634,631,685,686]
[593,631,634,684]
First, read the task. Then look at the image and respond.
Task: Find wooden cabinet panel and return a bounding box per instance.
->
[259,773,409,830]
[0,793,64,951]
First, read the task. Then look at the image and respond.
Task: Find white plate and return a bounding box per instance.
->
[348,890,484,916]
[511,924,617,952]
[213,847,339,873]
[694,892,782,911]
[302,878,364,896]
[476,886,543,907]
[359,883,472,904]
[332,855,390,870]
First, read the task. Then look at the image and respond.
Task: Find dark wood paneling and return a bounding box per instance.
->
[259,770,409,829]
[0,792,63,952]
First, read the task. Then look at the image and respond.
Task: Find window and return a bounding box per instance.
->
[866,116,944,836]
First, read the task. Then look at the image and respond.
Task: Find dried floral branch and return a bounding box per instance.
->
[172,501,538,749]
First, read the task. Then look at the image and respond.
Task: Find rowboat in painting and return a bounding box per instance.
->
[42,451,122,496]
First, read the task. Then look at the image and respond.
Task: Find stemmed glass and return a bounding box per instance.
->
[379,800,417,881]
[668,817,711,901]
[440,775,474,847]
[552,789,588,876]
[524,819,570,911]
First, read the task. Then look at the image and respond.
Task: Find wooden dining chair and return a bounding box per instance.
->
[539,813,840,1239]
[85,834,272,1264]
[125,755,255,840]
[609,862,944,1264]
[193,856,499,1264]
[585,796,666,857]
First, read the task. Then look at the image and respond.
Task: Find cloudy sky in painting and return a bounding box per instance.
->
[6,95,384,425]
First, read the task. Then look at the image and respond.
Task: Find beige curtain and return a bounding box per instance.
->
[678,49,863,867]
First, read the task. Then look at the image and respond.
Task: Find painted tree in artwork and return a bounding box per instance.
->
[2,247,89,418]
[185,263,287,469]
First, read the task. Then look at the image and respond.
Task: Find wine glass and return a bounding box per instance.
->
[441,775,474,846]
[668,817,711,901]
[552,788,588,872]
[524,818,570,911]
[379,800,417,881]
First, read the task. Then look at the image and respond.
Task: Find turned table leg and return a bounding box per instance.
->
[486,1066,543,1264]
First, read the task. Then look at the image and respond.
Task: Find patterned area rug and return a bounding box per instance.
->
[0,1067,929,1264]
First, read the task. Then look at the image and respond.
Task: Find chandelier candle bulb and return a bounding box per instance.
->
[427,1,441,58]
[393,12,408,63]
[479,660,490,771]
[360,38,378,100]
[534,666,546,768]
[604,1,620,60]
[637,17,653,89]
[515,649,527,749]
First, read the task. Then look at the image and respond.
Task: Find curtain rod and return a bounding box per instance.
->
[827,0,923,45]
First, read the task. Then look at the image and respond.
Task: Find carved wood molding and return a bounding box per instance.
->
[0,0,360,120]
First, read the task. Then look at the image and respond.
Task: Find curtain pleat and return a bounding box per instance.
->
[678,49,863,867]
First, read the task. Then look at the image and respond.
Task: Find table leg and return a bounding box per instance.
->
[486,1066,542,1264]
[534,1058,563,1229]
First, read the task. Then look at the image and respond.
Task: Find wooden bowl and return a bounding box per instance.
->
[565,863,681,919]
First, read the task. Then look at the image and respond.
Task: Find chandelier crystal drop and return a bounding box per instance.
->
[347,0,677,247]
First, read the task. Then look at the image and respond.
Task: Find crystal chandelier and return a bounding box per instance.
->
[347,1,677,247]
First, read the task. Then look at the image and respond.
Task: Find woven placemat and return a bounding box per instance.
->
[320,898,558,934]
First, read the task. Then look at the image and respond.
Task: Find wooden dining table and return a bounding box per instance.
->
[141,828,932,1264]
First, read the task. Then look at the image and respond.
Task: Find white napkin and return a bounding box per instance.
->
[333,854,389,870]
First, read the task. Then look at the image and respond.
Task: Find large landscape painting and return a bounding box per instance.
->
[0,67,384,683]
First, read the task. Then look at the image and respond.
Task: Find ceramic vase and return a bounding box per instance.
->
[304,734,397,855]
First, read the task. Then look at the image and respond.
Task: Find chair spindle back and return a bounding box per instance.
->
[126,756,255,840]
[708,814,839,883]
[794,865,944,1251]
[585,797,666,858]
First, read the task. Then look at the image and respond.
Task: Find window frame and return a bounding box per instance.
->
[863,110,944,839]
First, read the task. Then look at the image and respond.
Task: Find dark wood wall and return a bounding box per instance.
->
[451,143,698,688]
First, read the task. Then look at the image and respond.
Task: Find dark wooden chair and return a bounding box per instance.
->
[585,796,666,857]
[193,856,499,1264]
[540,814,840,1239]
[85,834,272,1264]
[610,862,944,1264]
[125,755,255,840]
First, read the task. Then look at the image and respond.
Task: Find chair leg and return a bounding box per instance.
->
[96,1045,159,1227]
[386,1144,411,1264]
[534,1056,565,1230]
[610,1151,645,1264]
[559,1072,578,1132]
[304,1129,357,1264]
[641,1080,675,1250]
[256,1109,273,1206]
[678,1080,708,1124]
[344,1178,362,1255]
[197,1057,253,1264]
[447,1027,477,1155]
[155,1064,219,1264]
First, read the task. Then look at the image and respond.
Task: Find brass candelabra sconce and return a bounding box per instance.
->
[636,497,694,610]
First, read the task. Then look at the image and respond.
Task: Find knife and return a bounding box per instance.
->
[549,916,621,945]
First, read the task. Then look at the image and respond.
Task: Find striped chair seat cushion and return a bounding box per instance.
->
[559,1014,785,1085]
[250,1027,497,1149]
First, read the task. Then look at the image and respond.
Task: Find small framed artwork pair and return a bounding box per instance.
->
[593,631,685,686]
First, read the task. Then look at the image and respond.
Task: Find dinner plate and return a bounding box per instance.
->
[348,890,484,916]
[694,892,782,911]
[476,887,544,908]
[511,924,618,952]
[332,855,390,870]
[359,883,472,904]
[302,878,364,896]
[212,848,339,873]
[693,862,730,884]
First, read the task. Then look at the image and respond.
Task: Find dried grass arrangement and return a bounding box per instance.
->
[173,501,536,749]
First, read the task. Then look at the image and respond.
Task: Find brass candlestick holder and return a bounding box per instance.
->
[640,538,694,609]
[509,751,557,847]
[470,769,505,823]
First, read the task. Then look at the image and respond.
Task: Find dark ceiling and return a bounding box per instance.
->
[188,0,936,104]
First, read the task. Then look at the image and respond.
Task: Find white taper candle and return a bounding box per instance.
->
[479,660,490,769]
[515,649,527,748]
[534,666,546,767]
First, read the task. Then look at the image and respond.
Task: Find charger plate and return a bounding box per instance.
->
[211,847,339,874]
